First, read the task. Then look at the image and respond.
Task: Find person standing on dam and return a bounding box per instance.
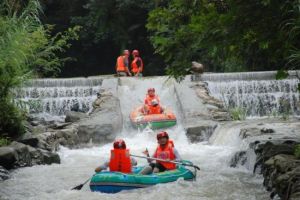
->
[115,50,132,77]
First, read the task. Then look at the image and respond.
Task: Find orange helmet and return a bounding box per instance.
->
[147,88,155,93]
[157,131,169,140]
[132,50,139,56]
[113,139,126,149]
[123,50,130,56]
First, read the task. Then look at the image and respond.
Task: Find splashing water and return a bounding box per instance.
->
[206,79,300,117]
[0,76,272,200]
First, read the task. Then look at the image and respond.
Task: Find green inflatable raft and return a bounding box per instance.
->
[90,164,196,193]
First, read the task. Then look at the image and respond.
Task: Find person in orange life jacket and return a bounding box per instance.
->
[131,49,144,77]
[139,131,181,175]
[144,88,160,106]
[94,139,137,173]
[144,99,164,115]
[142,88,161,114]
[115,50,132,77]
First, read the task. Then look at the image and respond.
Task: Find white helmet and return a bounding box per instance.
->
[151,99,159,106]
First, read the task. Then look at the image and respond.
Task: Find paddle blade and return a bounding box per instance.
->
[72,184,84,190]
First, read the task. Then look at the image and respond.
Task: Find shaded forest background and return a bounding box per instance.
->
[40,0,300,78]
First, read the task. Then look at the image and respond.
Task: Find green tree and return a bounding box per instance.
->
[147,0,300,79]
[70,0,167,76]
[0,0,79,138]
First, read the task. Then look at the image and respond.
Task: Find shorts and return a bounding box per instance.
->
[150,162,167,172]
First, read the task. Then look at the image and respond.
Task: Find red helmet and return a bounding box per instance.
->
[123,50,130,56]
[157,131,169,140]
[147,88,155,93]
[113,139,126,149]
[132,50,139,56]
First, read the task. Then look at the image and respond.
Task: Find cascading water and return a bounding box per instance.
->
[204,71,300,117]
[0,76,270,200]
[14,76,104,120]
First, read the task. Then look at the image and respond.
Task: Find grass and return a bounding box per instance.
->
[0,137,10,147]
[229,107,247,120]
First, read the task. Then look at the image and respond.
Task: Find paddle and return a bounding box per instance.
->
[71,177,91,190]
[130,154,200,170]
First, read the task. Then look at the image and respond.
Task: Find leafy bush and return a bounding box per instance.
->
[229,107,247,121]
[0,0,79,138]
[0,136,10,147]
[0,98,25,138]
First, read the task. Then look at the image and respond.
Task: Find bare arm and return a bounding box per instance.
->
[173,148,182,162]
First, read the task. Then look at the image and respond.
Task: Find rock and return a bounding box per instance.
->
[38,149,60,164]
[261,128,275,134]
[190,62,205,81]
[30,121,40,126]
[0,146,17,169]
[191,61,204,74]
[240,128,261,138]
[251,139,300,199]
[65,111,87,123]
[10,142,32,168]
[31,124,47,135]
[0,141,61,170]
[0,166,10,181]
[230,151,247,167]
[46,122,72,130]
[18,137,39,148]
[27,146,60,165]
[185,122,218,143]
[77,95,122,144]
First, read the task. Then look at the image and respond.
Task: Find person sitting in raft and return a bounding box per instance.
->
[144,88,160,106]
[95,139,137,173]
[139,131,181,175]
[142,88,163,114]
[143,99,164,115]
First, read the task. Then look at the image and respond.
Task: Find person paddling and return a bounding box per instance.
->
[139,131,181,175]
[95,139,137,173]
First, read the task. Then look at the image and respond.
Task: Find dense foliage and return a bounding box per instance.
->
[0,0,79,138]
[147,0,300,79]
[39,0,300,79]
[46,0,165,76]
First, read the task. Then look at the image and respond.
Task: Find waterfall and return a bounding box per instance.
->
[15,71,300,118]
[203,71,300,117]
[14,76,105,117]
[200,70,299,81]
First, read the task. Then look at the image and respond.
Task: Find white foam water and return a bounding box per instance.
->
[0,76,269,200]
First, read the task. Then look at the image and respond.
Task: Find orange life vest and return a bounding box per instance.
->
[147,105,162,114]
[116,56,128,72]
[144,94,160,106]
[153,144,176,170]
[168,140,174,148]
[131,57,144,73]
[109,149,132,173]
